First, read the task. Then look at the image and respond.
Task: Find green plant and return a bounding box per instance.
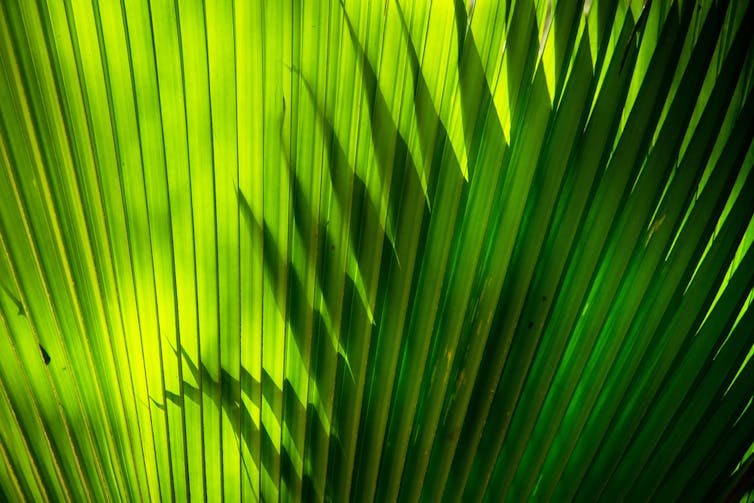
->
[1,0,753,501]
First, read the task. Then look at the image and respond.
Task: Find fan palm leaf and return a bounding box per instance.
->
[1,0,753,501]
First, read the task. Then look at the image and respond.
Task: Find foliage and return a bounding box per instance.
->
[1,0,753,501]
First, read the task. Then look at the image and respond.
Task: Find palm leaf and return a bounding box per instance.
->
[1,0,753,501]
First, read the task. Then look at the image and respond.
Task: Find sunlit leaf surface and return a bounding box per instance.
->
[1,0,753,501]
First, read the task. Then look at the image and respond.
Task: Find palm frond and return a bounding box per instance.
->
[1,0,753,501]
